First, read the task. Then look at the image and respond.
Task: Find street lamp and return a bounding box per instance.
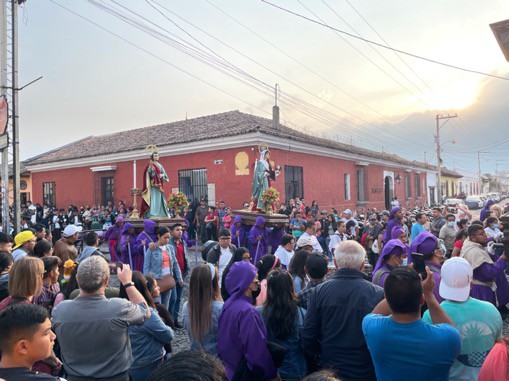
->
[435,114,457,205]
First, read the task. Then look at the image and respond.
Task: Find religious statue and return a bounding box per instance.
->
[140,145,171,218]
[251,143,280,212]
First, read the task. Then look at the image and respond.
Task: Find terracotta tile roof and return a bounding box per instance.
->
[24,110,433,170]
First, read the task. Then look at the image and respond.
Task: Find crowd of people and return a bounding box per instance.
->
[0,195,508,380]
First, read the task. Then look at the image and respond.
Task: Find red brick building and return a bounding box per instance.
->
[25,110,433,211]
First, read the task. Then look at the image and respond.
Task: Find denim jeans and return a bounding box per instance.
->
[129,360,161,381]
[168,282,183,323]
[161,288,175,310]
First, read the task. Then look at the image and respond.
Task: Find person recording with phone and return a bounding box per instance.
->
[410,231,446,303]
[363,266,460,381]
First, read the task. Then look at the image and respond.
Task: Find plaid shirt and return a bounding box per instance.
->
[296,279,324,310]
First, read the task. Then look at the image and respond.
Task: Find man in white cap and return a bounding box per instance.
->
[422,257,502,381]
[296,235,319,253]
[341,209,358,236]
[54,225,82,274]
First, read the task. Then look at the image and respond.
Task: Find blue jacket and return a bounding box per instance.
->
[143,244,183,282]
[128,307,174,368]
[301,268,384,380]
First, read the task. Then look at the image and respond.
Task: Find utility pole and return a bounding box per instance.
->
[435,114,457,205]
[0,0,9,233]
[11,0,21,234]
[477,150,482,194]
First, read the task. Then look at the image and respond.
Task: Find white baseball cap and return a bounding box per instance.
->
[439,257,473,302]
[63,225,83,238]
[343,209,352,215]
[297,235,318,248]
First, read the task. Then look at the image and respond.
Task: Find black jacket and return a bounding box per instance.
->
[301,268,384,380]
[206,243,236,267]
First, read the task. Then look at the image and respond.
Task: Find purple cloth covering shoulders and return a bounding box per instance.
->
[471,257,509,306]
[133,220,157,271]
[267,227,285,254]
[230,215,247,248]
[217,261,276,380]
[248,216,268,263]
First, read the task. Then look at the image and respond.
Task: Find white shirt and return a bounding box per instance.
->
[274,245,294,267]
[218,246,233,285]
[329,231,348,253]
[299,232,323,253]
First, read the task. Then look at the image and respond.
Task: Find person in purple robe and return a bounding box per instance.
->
[480,199,494,223]
[382,207,403,244]
[410,231,444,303]
[267,224,286,255]
[182,219,196,248]
[230,215,247,249]
[461,224,509,309]
[118,222,135,266]
[217,261,278,381]
[133,219,157,272]
[372,239,408,287]
[249,216,269,264]
[103,216,124,262]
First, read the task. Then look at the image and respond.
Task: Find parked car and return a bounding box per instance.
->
[489,193,501,203]
[465,196,483,210]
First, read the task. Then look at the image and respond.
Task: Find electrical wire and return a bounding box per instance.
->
[261,0,509,80]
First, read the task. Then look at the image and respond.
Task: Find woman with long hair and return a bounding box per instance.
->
[257,269,307,380]
[289,249,309,293]
[221,247,251,301]
[144,226,183,310]
[119,271,174,381]
[182,263,223,356]
[255,254,281,306]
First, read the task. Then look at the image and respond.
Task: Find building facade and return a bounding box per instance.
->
[26,111,433,212]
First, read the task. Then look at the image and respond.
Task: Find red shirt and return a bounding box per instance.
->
[175,240,185,274]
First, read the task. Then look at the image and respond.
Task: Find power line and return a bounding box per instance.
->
[261,0,509,81]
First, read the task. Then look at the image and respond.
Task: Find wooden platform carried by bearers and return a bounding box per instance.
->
[128,217,185,231]
[231,209,289,227]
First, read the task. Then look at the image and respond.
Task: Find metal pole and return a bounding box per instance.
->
[436,115,442,205]
[477,150,482,194]
[0,1,10,233]
[11,0,20,234]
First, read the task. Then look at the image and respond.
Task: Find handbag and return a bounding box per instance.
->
[158,274,176,292]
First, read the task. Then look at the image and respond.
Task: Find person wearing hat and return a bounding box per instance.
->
[297,221,323,253]
[341,209,359,237]
[296,235,319,253]
[53,225,82,274]
[422,257,502,381]
[297,253,328,310]
[248,216,269,264]
[410,231,445,303]
[382,207,403,244]
[104,216,125,263]
[217,261,278,380]
[11,230,37,262]
[20,210,35,230]
[372,239,409,287]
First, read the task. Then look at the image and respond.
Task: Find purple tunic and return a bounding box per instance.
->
[230,215,247,248]
[248,216,268,264]
[471,258,509,306]
[104,222,123,261]
[119,222,135,266]
[372,239,408,286]
[133,220,157,272]
[480,200,494,223]
[217,261,277,380]
[267,227,285,255]
[382,207,402,244]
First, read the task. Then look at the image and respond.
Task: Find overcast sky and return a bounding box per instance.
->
[15,0,509,176]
